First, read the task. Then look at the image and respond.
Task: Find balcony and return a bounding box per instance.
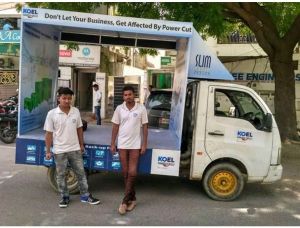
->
[218,32,257,44]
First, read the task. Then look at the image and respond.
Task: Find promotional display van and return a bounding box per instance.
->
[16,7,282,201]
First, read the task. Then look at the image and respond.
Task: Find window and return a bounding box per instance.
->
[215,89,264,130]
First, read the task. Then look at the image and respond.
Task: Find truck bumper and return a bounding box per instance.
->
[262,165,283,183]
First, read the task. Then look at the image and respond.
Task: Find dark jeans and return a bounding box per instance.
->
[119,149,140,205]
[94,106,101,125]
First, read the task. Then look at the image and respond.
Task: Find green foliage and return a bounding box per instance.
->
[260,3,300,37]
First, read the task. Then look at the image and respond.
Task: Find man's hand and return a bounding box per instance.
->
[110,144,116,154]
[140,145,147,155]
[80,144,85,153]
[45,152,52,160]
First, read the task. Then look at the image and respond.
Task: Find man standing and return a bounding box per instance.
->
[110,86,148,215]
[92,84,102,125]
[44,87,100,208]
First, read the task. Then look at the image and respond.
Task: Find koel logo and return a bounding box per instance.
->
[237,130,253,141]
[158,156,175,167]
[22,8,38,18]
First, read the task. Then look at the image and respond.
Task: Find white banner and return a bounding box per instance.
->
[22,8,193,38]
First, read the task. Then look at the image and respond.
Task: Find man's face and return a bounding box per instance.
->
[93,86,98,91]
[123,90,134,103]
[58,94,72,108]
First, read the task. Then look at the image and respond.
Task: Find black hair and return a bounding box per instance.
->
[57,87,74,96]
[123,85,135,94]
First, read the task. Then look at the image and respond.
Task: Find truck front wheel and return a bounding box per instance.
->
[47,167,80,194]
[203,163,245,201]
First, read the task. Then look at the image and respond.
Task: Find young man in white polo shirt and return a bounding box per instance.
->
[44,87,100,208]
[111,85,148,215]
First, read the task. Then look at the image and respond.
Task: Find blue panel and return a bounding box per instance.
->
[16,139,152,174]
[16,138,42,165]
[138,149,152,174]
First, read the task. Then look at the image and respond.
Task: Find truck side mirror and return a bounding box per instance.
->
[263,113,272,132]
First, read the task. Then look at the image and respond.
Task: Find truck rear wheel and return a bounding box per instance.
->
[203,163,244,201]
[47,167,80,194]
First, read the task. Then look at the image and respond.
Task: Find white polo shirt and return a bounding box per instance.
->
[44,106,83,154]
[112,102,148,149]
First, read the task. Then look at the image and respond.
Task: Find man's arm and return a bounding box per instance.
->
[141,123,148,155]
[77,127,84,153]
[110,123,119,154]
[45,131,53,160]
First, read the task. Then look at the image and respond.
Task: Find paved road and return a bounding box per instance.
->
[0,142,299,225]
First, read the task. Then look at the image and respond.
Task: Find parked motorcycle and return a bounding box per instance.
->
[0,112,17,144]
[0,94,18,144]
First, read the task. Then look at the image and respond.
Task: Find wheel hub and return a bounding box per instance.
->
[210,171,237,196]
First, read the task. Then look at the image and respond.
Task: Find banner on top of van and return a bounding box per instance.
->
[22,7,193,38]
[188,28,233,80]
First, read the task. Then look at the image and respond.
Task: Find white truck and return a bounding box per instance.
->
[16,7,282,201]
[179,80,282,200]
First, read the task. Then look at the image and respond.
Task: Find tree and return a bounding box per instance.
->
[18,2,300,141]
[114,2,300,142]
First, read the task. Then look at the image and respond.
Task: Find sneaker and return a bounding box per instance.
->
[80,194,100,205]
[118,203,127,215]
[126,200,136,212]
[59,197,70,208]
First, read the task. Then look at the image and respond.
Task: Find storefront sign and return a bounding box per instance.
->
[0,30,20,43]
[232,72,300,81]
[59,45,100,66]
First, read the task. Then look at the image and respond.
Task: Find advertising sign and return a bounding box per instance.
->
[22,8,193,38]
[0,30,20,43]
[19,23,59,134]
[151,149,180,176]
[188,28,233,80]
[59,45,100,67]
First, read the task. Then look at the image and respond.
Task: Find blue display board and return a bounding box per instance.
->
[16,138,152,174]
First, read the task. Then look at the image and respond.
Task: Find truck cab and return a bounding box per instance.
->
[181,80,283,200]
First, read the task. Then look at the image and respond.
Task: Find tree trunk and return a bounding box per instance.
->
[270,55,298,142]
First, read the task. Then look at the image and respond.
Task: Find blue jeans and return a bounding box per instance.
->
[94,106,101,125]
[54,150,89,198]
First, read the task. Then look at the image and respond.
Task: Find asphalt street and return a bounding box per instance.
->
[0,141,299,225]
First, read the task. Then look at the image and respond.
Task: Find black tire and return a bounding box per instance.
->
[202,163,245,201]
[0,128,16,144]
[47,167,80,194]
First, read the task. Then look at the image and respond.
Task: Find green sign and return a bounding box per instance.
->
[0,43,20,56]
[161,56,171,65]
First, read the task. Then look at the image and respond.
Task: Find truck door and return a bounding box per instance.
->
[205,86,273,178]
